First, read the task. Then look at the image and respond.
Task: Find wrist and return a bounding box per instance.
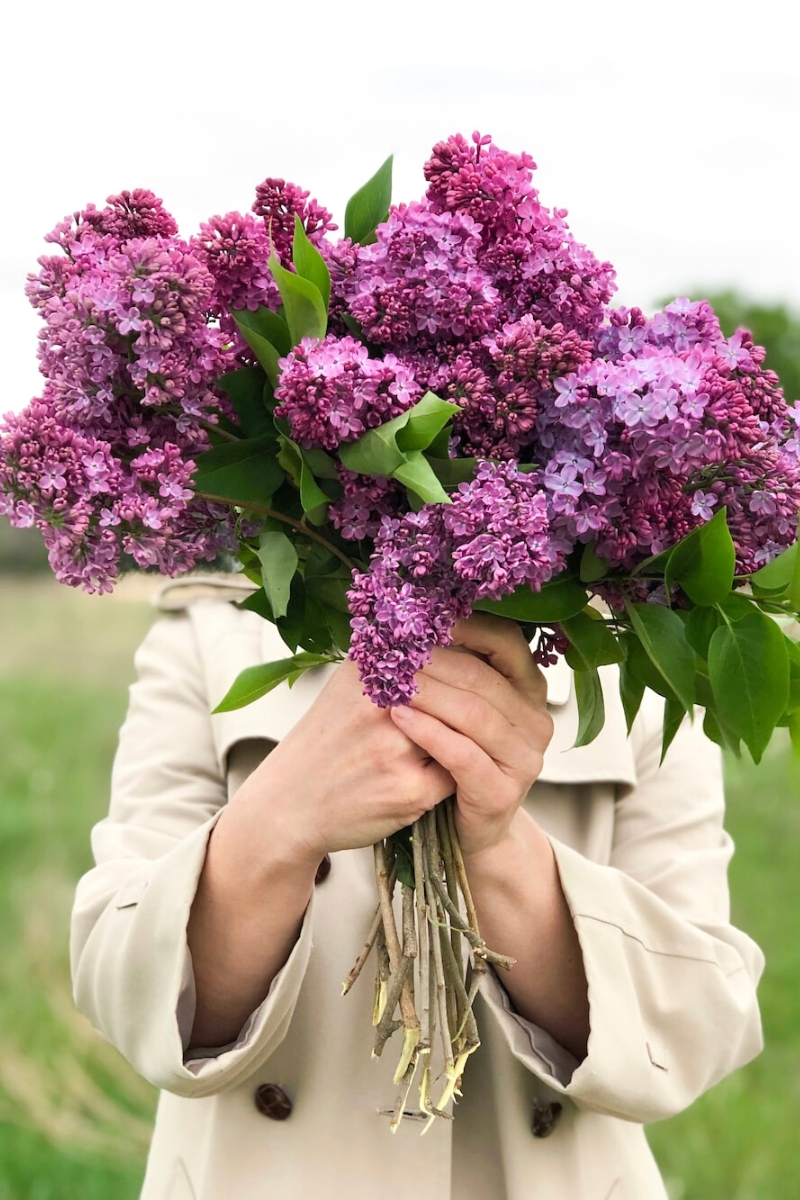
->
[219,781,324,890]
[460,809,552,891]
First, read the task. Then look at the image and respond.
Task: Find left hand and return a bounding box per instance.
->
[389,612,554,860]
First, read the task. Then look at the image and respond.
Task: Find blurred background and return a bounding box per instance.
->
[2,0,799,1196]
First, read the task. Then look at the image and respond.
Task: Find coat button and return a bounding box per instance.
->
[254,1083,293,1120]
[531,1100,562,1138]
[314,854,332,885]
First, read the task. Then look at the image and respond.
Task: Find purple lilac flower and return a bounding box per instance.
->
[251,177,336,263]
[328,469,408,542]
[348,461,565,706]
[1,193,239,592]
[424,132,616,339]
[430,315,594,458]
[537,298,800,585]
[339,203,498,349]
[192,211,280,350]
[274,335,422,451]
[0,396,234,592]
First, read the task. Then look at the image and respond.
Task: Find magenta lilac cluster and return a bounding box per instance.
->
[0,190,239,590]
[274,335,421,450]
[192,178,336,354]
[348,461,565,706]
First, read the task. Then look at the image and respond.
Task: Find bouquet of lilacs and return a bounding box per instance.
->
[4,132,800,1127]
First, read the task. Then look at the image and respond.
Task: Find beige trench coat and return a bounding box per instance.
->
[70,578,765,1200]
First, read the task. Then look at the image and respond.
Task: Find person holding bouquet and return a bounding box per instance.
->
[2,131,777,1198]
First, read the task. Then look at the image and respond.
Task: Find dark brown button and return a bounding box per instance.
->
[314,854,332,885]
[531,1100,562,1138]
[254,1083,293,1121]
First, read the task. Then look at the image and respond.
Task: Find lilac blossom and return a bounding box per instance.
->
[348,461,565,706]
[274,335,422,451]
[537,298,800,586]
[2,191,239,592]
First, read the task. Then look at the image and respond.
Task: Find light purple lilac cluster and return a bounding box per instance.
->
[535,299,800,602]
[348,461,565,705]
[0,190,237,590]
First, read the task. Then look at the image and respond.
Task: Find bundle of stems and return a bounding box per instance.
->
[342,796,515,1131]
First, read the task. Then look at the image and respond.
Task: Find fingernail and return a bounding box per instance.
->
[392,706,411,721]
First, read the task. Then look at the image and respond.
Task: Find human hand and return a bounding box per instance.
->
[234,657,455,869]
[388,613,553,860]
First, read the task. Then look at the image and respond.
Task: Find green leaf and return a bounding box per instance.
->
[579,542,609,584]
[664,508,736,606]
[718,592,757,621]
[750,542,797,594]
[474,573,589,624]
[702,708,740,756]
[212,652,333,713]
[258,531,298,620]
[216,366,273,437]
[388,826,416,889]
[302,446,339,480]
[392,451,451,505]
[684,606,723,660]
[344,155,393,245]
[395,393,461,452]
[573,665,605,747]
[292,215,331,310]
[231,326,281,385]
[624,602,696,714]
[231,306,292,356]
[338,392,460,478]
[427,456,478,488]
[192,433,284,506]
[707,610,789,761]
[619,656,646,734]
[561,609,624,670]
[789,709,800,754]
[269,250,327,345]
[237,586,273,621]
[660,694,686,763]
[789,517,800,609]
[276,435,329,524]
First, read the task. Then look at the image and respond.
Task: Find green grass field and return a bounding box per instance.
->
[0,577,798,1199]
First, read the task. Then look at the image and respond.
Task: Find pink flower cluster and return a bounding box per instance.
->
[1,190,237,591]
[192,178,336,355]
[274,335,421,450]
[348,461,565,706]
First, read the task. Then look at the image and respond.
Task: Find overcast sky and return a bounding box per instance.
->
[3,0,798,414]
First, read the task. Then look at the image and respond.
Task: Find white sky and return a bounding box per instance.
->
[3,0,799,414]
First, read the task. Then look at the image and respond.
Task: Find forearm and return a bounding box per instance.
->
[464,808,590,1061]
[186,790,317,1051]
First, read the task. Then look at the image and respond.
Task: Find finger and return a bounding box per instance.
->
[422,645,520,723]
[390,704,500,796]
[450,612,547,700]
[423,643,548,723]
[408,672,531,771]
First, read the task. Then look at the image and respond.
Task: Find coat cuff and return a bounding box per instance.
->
[478,969,581,1087]
[72,811,314,1099]
[478,835,763,1123]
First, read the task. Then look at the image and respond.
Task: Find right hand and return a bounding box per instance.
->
[230,658,456,870]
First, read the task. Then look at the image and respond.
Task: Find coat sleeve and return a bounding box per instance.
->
[479,694,765,1123]
[69,612,315,1099]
